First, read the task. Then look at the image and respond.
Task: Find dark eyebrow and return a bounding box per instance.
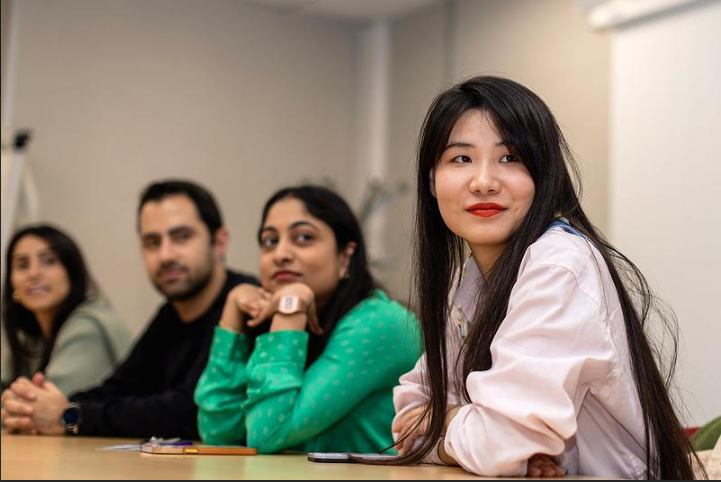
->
[12,249,54,260]
[260,221,319,238]
[141,225,195,240]
[443,141,474,152]
[168,226,195,236]
[443,141,507,152]
[261,220,319,235]
[289,221,319,231]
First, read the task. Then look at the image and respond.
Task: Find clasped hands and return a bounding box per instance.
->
[1,373,68,435]
[219,282,322,335]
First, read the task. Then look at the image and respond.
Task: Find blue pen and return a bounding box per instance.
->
[170,440,194,446]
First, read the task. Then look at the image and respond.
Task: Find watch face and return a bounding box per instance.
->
[279,295,301,314]
[63,406,81,426]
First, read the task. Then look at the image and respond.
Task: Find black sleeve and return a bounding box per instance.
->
[68,308,207,438]
[71,326,212,439]
[69,311,164,401]
[68,271,257,438]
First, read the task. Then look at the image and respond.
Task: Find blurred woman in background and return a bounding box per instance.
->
[1,225,131,397]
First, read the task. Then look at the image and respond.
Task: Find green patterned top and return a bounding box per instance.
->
[194,289,421,454]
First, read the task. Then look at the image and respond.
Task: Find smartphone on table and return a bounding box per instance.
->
[141,444,256,455]
[307,452,397,463]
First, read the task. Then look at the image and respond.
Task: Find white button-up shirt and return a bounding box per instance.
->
[394,227,651,478]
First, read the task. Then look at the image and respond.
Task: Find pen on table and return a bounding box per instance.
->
[139,437,193,446]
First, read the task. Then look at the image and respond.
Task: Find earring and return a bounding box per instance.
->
[340,270,350,280]
[12,290,21,302]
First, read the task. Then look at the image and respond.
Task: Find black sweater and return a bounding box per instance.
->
[70,270,257,438]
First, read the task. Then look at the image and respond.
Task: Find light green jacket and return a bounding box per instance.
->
[1,297,132,396]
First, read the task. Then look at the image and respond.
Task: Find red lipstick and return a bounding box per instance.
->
[466,203,505,218]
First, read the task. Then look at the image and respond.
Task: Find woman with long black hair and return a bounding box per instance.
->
[195,185,421,453]
[1,225,131,397]
[391,76,701,479]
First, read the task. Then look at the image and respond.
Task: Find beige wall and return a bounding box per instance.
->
[610,0,721,425]
[12,0,357,334]
[1,0,8,82]
[383,3,449,303]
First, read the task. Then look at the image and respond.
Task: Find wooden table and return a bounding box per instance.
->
[1,432,606,480]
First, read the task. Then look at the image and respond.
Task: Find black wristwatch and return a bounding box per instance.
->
[60,403,81,435]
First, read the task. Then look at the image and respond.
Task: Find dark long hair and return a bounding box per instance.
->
[252,185,376,366]
[394,76,699,479]
[2,225,95,380]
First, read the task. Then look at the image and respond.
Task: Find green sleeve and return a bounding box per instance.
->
[194,327,251,445]
[243,299,419,453]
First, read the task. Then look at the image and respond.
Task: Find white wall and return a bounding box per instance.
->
[610,0,721,424]
[11,0,357,335]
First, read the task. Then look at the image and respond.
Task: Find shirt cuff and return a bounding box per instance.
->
[72,401,102,436]
[213,326,251,362]
[444,407,529,477]
[249,330,308,366]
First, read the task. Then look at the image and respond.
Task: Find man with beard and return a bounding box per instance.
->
[0,180,257,438]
